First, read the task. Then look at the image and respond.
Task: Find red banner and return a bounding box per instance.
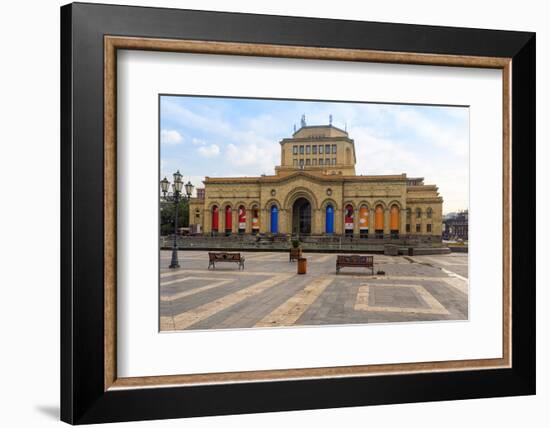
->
[238,206,246,229]
[225,206,232,229]
[344,204,354,230]
[211,206,219,230]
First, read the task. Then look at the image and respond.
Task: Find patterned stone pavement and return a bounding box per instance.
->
[160,250,468,331]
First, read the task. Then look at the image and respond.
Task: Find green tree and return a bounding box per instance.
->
[160,199,189,236]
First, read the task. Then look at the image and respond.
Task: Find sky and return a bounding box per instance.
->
[160,95,469,214]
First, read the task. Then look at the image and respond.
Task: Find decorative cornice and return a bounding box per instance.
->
[204,171,408,185]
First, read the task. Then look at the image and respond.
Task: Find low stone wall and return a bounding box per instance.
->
[160,234,451,255]
[407,247,451,256]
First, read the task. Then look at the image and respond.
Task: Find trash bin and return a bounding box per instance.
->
[297,257,307,274]
[408,247,414,256]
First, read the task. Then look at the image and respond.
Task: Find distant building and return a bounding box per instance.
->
[443,210,468,241]
[188,119,444,238]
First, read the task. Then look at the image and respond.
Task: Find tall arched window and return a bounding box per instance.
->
[225,206,232,235]
[359,205,369,238]
[390,204,400,239]
[325,204,334,234]
[375,205,384,238]
[415,208,422,219]
[270,205,278,234]
[426,207,433,235]
[238,205,246,234]
[211,205,219,234]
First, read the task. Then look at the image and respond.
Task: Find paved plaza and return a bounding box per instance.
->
[160,251,468,331]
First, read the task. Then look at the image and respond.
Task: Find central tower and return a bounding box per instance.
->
[276,117,357,176]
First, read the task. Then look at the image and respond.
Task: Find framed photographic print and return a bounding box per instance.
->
[60,2,535,424]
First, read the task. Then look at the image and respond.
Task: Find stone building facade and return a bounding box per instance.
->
[188,123,443,239]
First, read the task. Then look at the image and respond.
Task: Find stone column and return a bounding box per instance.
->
[353,206,360,236]
[335,207,343,235]
[204,208,211,234]
[368,208,375,236]
[245,208,251,234]
[260,208,267,234]
[383,207,390,236]
[400,209,407,235]
[314,208,322,235]
[219,208,225,233]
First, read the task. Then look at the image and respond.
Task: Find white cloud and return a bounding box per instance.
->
[197,144,220,158]
[191,138,205,145]
[225,142,279,174]
[160,129,183,144]
[352,126,423,176]
[391,107,469,158]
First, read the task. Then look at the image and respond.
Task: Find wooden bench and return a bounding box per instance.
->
[336,255,374,274]
[208,252,245,270]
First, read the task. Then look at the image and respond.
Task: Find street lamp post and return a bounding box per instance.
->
[160,171,194,269]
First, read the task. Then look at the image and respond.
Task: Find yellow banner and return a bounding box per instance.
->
[359,206,369,230]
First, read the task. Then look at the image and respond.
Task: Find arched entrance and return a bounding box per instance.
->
[292,197,311,235]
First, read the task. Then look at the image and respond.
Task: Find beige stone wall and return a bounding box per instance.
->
[193,175,443,237]
[278,125,356,175]
[188,198,203,231]
[406,185,444,236]
[280,138,355,170]
[201,181,262,234]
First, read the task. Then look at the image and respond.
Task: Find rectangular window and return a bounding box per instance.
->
[306,145,311,154]
[406,224,411,233]
[326,158,330,165]
[312,159,317,165]
[306,158,311,166]
[293,145,298,155]
[332,144,337,154]
[319,158,324,165]
[331,158,336,165]
[312,145,317,154]
[319,145,323,154]
[299,159,304,167]
[427,224,432,233]
[299,145,304,155]
[416,224,421,233]
[325,144,331,154]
